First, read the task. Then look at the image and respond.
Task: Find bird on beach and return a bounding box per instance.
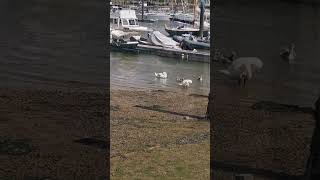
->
[218,57,263,87]
[239,71,248,87]
[217,50,238,64]
[219,69,248,87]
[179,79,192,88]
[280,43,296,64]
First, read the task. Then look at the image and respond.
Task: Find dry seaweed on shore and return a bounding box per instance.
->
[189,94,208,98]
[111,105,120,111]
[176,132,210,145]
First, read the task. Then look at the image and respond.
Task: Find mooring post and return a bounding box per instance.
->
[199,0,205,38]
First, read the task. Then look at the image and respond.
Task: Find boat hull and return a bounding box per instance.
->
[173,35,210,50]
[170,13,194,24]
[111,41,139,52]
[165,26,209,37]
[182,39,210,50]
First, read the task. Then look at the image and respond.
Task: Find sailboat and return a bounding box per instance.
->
[169,0,194,23]
[164,24,209,37]
[165,0,209,37]
[170,0,210,29]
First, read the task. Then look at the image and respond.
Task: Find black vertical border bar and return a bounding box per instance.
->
[106,0,111,179]
[210,0,215,179]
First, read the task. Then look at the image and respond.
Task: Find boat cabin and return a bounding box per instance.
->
[111,9,149,32]
[119,10,139,27]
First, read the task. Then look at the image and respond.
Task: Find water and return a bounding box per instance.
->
[111,51,210,95]
[0,0,107,91]
[110,21,210,95]
[214,1,320,106]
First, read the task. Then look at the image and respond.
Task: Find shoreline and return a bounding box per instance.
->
[0,87,210,179]
[1,78,314,179]
[110,89,210,179]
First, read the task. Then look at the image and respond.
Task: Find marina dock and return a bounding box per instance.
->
[112,44,210,63]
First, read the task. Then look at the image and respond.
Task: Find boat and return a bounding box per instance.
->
[137,35,153,45]
[171,20,210,30]
[181,38,210,50]
[111,38,139,52]
[150,33,163,46]
[111,29,139,39]
[164,24,209,37]
[147,31,181,49]
[110,27,140,52]
[112,9,151,32]
[169,0,210,29]
[153,31,180,47]
[172,35,182,42]
[194,20,210,29]
[138,39,153,45]
[173,35,210,50]
[170,13,194,24]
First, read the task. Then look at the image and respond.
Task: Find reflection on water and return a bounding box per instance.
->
[111,51,210,95]
[214,1,320,106]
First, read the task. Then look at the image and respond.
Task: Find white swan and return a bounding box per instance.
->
[218,57,263,86]
[179,79,192,87]
[154,72,168,79]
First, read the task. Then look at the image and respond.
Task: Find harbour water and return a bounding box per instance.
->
[111,51,210,95]
[111,20,210,95]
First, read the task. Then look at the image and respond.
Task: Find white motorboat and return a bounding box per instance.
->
[110,29,139,39]
[111,9,151,32]
[120,10,150,32]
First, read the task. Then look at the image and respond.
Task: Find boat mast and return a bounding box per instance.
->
[193,0,197,27]
[181,0,184,13]
[171,0,173,12]
[141,0,144,21]
[199,0,205,38]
